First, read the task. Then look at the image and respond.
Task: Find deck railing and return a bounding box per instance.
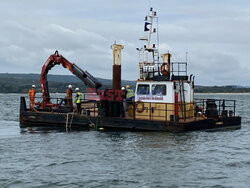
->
[26,96,236,121]
[79,100,195,122]
[138,61,188,80]
[194,98,236,117]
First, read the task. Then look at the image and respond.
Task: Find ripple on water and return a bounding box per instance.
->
[0,94,250,187]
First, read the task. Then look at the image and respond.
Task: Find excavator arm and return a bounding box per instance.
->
[40,50,102,107]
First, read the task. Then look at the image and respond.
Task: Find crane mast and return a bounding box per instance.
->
[40,50,102,107]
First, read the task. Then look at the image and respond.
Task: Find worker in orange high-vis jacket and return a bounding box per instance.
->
[29,85,36,109]
[66,84,73,107]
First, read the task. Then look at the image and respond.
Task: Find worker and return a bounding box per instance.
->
[121,87,126,116]
[125,85,134,101]
[28,85,36,109]
[121,87,127,99]
[75,88,82,114]
[66,84,73,107]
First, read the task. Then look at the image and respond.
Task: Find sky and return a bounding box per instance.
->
[0,0,250,86]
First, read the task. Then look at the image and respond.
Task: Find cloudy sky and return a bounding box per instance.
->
[0,0,250,86]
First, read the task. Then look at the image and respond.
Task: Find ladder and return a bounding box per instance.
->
[179,80,186,120]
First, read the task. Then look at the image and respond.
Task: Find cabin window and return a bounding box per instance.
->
[152,84,166,95]
[137,84,150,95]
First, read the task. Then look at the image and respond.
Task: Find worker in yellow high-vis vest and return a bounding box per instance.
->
[75,88,82,114]
[125,85,134,101]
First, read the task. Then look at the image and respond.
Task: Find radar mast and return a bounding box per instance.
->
[138,7,159,64]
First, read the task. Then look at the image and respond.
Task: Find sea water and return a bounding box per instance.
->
[0,93,250,187]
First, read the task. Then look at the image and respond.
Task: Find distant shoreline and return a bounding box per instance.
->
[1,73,250,94]
[195,92,250,95]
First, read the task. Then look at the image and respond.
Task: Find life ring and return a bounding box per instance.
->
[136,101,144,113]
[160,63,170,75]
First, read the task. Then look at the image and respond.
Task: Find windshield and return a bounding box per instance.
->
[152,84,166,95]
[137,84,150,95]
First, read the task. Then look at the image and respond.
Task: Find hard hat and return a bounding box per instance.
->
[68,84,72,88]
[126,85,130,89]
[121,87,125,90]
[32,85,36,88]
[75,88,79,91]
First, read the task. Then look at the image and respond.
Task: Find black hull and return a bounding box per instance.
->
[20,111,241,132]
[19,97,241,132]
[20,111,90,129]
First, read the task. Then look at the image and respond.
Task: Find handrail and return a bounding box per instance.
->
[25,95,236,121]
[194,98,236,116]
[138,61,188,80]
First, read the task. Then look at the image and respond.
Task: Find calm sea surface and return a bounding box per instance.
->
[0,93,250,188]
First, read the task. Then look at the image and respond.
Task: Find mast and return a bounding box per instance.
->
[138,7,159,64]
[138,8,168,81]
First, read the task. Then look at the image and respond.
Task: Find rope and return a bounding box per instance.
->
[32,106,38,112]
[65,104,101,130]
[66,113,69,128]
[85,111,95,128]
[84,106,100,130]
[66,112,74,129]
[69,112,74,128]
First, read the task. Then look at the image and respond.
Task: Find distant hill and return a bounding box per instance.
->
[195,85,250,93]
[0,73,117,85]
[0,73,250,93]
[0,73,135,93]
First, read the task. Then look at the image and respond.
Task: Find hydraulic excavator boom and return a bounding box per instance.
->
[40,50,102,107]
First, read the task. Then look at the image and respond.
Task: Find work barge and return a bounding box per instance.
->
[19,8,241,132]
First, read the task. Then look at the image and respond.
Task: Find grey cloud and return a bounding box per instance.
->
[0,0,250,86]
[190,52,249,85]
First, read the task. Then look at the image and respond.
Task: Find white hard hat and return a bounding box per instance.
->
[32,85,36,88]
[121,87,125,90]
[75,88,79,91]
[68,84,72,88]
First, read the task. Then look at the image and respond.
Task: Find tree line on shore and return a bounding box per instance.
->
[0,73,250,93]
[0,73,134,93]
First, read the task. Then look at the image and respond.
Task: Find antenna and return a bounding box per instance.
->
[139,8,159,64]
[156,17,159,61]
[148,0,152,10]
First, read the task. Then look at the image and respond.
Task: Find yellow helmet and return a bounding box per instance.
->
[126,85,130,89]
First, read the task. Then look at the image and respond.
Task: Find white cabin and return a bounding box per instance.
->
[135,80,194,104]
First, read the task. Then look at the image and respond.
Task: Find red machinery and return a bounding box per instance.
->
[40,50,102,108]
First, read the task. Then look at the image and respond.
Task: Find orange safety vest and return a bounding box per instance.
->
[66,88,73,106]
[29,88,35,109]
[29,88,35,98]
[66,88,72,99]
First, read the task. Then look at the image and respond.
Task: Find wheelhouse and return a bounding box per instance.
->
[135,80,194,104]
